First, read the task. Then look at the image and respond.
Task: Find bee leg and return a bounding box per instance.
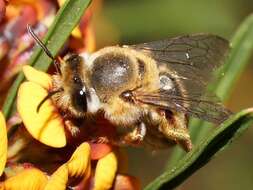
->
[116,122,147,146]
[151,111,192,151]
[127,122,147,142]
[90,136,110,144]
[160,120,192,151]
[64,120,80,137]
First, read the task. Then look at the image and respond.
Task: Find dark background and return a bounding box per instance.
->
[91,0,253,189]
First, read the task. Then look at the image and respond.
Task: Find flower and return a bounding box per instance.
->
[0,112,7,176]
[13,62,140,189]
[0,133,139,190]
[17,65,66,147]
[14,62,140,190]
[0,1,140,189]
[0,141,117,190]
[0,105,139,189]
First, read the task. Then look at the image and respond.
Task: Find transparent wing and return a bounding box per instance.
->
[127,34,231,124]
[134,90,232,124]
[129,34,229,84]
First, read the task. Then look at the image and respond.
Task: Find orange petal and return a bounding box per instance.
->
[0,168,47,190]
[0,36,8,60]
[67,143,91,178]
[84,26,96,53]
[0,112,7,176]
[44,164,68,190]
[72,27,82,39]
[23,65,52,89]
[17,81,66,147]
[90,143,112,160]
[114,175,141,190]
[94,151,118,190]
[9,0,37,5]
[5,4,21,20]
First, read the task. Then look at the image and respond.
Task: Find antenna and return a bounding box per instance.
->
[27,24,62,75]
[27,25,64,113]
[36,88,63,113]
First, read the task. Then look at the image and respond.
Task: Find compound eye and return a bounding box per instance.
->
[71,87,87,112]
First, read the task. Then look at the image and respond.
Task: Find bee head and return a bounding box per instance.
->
[28,23,101,117]
[61,54,88,113]
[58,53,100,115]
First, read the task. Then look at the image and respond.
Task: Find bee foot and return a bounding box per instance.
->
[178,138,193,152]
[69,127,80,137]
[64,120,80,137]
[91,137,109,144]
[97,137,109,144]
[125,122,147,144]
[132,131,145,142]
[136,122,147,141]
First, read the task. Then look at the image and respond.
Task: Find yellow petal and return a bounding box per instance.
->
[1,168,47,190]
[82,161,91,186]
[17,81,66,147]
[44,164,68,190]
[57,0,65,6]
[94,151,118,190]
[72,27,82,39]
[67,143,91,178]
[0,112,7,176]
[23,65,52,89]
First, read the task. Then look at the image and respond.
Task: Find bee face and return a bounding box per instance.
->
[62,54,87,112]
[63,54,88,113]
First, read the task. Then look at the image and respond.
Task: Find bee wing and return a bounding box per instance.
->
[127,34,231,124]
[134,90,232,124]
[128,34,230,85]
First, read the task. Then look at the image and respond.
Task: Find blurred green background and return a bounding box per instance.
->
[91,0,253,189]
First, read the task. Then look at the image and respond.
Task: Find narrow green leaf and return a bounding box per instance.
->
[168,13,253,167]
[2,0,91,118]
[145,108,253,190]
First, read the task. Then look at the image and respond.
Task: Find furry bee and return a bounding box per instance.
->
[28,25,231,151]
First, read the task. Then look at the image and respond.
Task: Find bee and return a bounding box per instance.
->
[27,25,231,151]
